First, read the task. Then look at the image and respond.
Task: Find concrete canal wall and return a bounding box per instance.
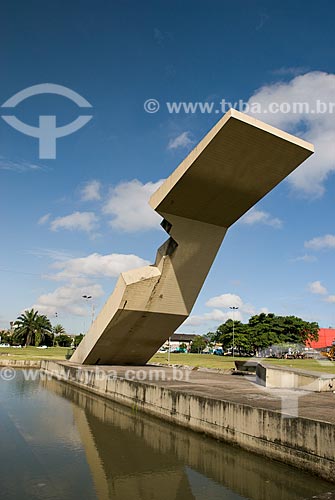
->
[40,360,335,483]
[0,359,42,368]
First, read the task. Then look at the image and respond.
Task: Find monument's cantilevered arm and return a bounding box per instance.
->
[71,109,313,365]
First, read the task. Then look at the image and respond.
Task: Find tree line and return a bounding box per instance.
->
[192,313,319,355]
[0,309,84,348]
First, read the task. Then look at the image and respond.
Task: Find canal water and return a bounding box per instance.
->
[0,370,334,500]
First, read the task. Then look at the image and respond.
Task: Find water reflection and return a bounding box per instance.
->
[43,377,332,500]
[0,371,333,500]
[0,372,96,499]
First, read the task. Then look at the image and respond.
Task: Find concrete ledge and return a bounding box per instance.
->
[0,359,42,368]
[41,360,335,483]
[256,363,335,392]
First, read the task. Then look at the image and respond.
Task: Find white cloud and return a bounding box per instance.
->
[32,250,150,318]
[247,71,335,197]
[271,66,309,77]
[50,211,98,233]
[28,248,74,262]
[307,280,328,295]
[50,252,150,280]
[33,282,104,317]
[184,293,266,327]
[205,293,243,309]
[304,234,335,250]
[0,158,45,173]
[184,309,235,327]
[80,180,101,201]
[103,179,164,232]
[168,131,194,150]
[291,254,317,263]
[38,213,51,225]
[307,280,335,305]
[240,208,283,228]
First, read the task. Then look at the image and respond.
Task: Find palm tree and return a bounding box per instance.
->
[52,324,66,347]
[52,324,65,336]
[14,309,39,346]
[13,309,52,347]
[35,314,52,346]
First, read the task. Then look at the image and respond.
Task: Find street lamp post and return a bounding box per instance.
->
[168,336,171,365]
[229,306,239,358]
[53,312,58,347]
[82,295,94,331]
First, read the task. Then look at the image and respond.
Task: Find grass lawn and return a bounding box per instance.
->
[150,352,335,374]
[0,346,69,360]
[1,348,334,374]
[151,353,248,370]
[262,357,335,374]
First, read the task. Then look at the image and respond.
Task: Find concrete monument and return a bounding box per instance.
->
[71,109,313,365]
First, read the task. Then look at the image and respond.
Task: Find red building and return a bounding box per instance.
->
[308,328,335,349]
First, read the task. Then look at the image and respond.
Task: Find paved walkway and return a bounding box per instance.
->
[64,362,335,424]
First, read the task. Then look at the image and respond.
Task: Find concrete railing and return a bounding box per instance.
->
[256,363,335,392]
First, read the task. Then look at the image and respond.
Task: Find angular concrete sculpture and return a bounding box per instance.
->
[71,110,313,365]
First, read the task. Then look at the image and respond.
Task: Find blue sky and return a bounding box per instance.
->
[1,0,335,333]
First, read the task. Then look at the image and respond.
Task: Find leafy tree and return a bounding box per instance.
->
[57,334,72,347]
[248,313,319,349]
[53,324,66,336]
[74,334,84,347]
[52,323,67,347]
[178,342,187,352]
[212,313,319,356]
[0,331,13,345]
[13,309,52,347]
[247,314,281,354]
[206,331,217,343]
[215,320,251,355]
[13,309,38,346]
[190,335,207,353]
[278,316,319,345]
[35,315,53,346]
[42,331,55,347]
